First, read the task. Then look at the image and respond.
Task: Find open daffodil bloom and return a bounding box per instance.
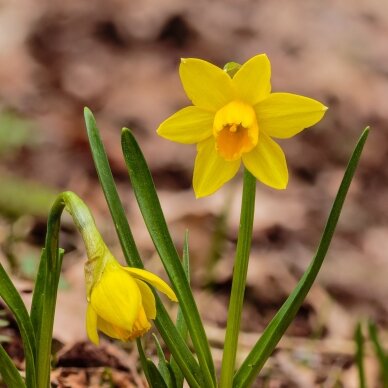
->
[157,54,327,197]
[85,255,177,344]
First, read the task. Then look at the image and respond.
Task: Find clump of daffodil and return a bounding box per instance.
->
[157,54,327,197]
[63,192,177,344]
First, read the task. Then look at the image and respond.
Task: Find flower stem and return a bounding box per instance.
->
[33,191,106,387]
[220,169,256,388]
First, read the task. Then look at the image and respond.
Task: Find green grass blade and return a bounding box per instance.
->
[355,322,366,388]
[0,263,36,388]
[170,232,190,387]
[121,128,216,388]
[234,127,370,387]
[0,342,26,388]
[83,108,202,388]
[368,321,388,387]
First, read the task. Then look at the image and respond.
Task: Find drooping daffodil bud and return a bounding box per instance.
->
[62,191,177,344]
[85,252,177,344]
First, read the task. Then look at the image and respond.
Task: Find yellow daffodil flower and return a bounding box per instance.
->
[157,54,327,197]
[85,254,177,344]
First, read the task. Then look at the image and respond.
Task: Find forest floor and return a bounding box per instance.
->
[1,1,388,386]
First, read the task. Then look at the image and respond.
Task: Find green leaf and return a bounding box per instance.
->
[32,195,67,388]
[170,232,190,387]
[121,128,216,388]
[234,127,370,387]
[83,108,202,388]
[83,108,142,268]
[368,321,388,387]
[146,359,169,388]
[0,343,26,388]
[136,338,152,385]
[138,338,170,388]
[153,334,175,388]
[355,322,366,388]
[0,263,36,388]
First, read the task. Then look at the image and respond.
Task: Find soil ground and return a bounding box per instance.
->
[1,1,388,386]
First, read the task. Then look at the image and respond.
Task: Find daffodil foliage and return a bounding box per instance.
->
[158,54,327,197]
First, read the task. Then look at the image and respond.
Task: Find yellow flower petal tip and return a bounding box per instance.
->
[85,255,176,343]
[158,53,327,196]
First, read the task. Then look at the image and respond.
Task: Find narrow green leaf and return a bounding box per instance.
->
[170,232,190,387]
[136,338,151,385]
[0,343,26,388]
[368,321,388,387]
[146,359,169,388]
[153,334,175,388]
[121,128,216,388]
[83,108,202,388]
[32,195,67,388]
[355,322,366,388]
[30,249,47,335]
[0,263,36,388]
[138,337,169,388]
[30,246,64,388]
[234,127,370,387]
[84,107,142,268]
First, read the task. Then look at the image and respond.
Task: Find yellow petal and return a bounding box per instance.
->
[86,304,99,345]
[124,268,177,302]
[90,267,141,329]
[135,279,156,320]
[242,132,288,189]
[157,106,214,144]
[179,58,235,111]
[193,137,240,197]
[255,93,327,138]
[97,316,132,341]
[233,54,271,105]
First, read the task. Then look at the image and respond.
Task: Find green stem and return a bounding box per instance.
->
[220,169,256,388]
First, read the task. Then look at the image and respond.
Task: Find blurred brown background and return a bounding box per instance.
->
[0,0,388,386]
